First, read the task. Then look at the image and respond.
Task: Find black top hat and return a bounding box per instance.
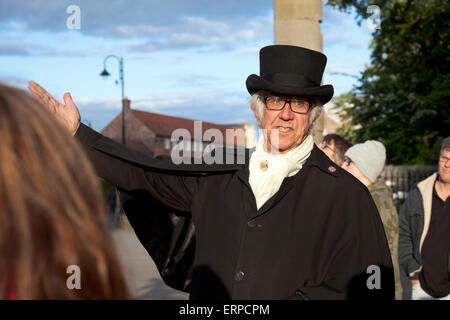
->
[246,45,334,105]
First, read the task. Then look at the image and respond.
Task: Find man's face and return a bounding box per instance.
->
[251,94,313,154]
[438,149,450,183]
[319,140,336,163]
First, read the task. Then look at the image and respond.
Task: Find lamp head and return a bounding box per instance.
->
[100,69,110,77]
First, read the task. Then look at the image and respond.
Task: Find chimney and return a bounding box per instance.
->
[123,98,131,113]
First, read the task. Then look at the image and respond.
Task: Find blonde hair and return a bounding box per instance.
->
[0,83,128,299]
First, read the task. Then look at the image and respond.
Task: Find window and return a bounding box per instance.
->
[164,138,171,150]
[193,140,202,152]
[184,140,191,152]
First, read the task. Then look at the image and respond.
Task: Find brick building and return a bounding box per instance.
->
[101,99,255,158]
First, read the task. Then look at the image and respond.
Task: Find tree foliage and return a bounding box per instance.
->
[326,0,450,164]
[332,93,357,142]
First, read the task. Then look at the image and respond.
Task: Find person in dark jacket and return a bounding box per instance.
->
[398,137,450,300]
[28,45,394,300]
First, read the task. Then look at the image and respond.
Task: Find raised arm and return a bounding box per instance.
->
[27,81,198,212]
[28,81,80,136]
[75,123,199,212]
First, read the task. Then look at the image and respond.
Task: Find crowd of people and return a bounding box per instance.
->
[0,44,448,300]
[319,133,450,300]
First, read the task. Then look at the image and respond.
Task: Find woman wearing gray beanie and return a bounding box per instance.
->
[342,140,402,299]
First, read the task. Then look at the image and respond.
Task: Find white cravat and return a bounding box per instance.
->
[249,134,314,209]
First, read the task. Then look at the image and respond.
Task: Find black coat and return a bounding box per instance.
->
[75,124,394,300]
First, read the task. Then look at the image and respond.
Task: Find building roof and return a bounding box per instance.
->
[131,110,243,142]
[111,137,154,156]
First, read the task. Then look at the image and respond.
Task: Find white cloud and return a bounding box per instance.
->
[321,1,371,50]
[77,97,122,110]
[0,43,31,56]
[0,0,273,36]
[0,75,27,87]
[124,13,272,55]
[76,89,254,130]
[1,0,273,57]
[232,46,261,55]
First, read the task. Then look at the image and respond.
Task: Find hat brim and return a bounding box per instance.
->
[246,74,334,105]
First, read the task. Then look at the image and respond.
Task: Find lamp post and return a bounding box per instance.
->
[100,55,126,144]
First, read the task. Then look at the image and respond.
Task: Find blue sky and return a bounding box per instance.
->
[0,0,375,131]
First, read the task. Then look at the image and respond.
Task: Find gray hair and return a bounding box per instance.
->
[250,91,323,133]
[441,136,450,154]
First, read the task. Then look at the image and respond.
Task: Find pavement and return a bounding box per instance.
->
[110,215,189,300]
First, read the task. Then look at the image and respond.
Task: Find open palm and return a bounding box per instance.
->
[28,81,81,136]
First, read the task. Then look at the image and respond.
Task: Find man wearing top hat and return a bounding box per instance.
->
[28,45,394,300]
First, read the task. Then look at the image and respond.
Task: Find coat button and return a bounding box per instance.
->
[247,220,257,228]
[235,271,245,281]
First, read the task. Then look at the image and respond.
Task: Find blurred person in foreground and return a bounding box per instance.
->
[28,45,394,300]
[342,140,402,300]
[0,83,128,299]
[318,133,352,166]
[398,137,450,300]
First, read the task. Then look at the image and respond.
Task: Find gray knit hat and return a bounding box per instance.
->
[344,140,386,182]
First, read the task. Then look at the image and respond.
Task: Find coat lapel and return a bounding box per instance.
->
[235,155,300,220]
[255,174,297,217]
[236,164,259,220]
[237,145,342,220]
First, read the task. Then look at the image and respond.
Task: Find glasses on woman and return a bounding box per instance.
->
[343,157,352,167]
[320,141,336,153]
[259,95,312,114]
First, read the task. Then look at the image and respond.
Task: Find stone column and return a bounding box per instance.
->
[274,0,325,143]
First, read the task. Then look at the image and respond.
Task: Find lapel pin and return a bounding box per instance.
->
[259,160,268,171]
[328,166,336,173]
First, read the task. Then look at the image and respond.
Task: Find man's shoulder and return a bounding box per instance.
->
[416,172,437,195]
[400,181,425,214]
[303,145,342,177]
[369,178,393,198]
[406,183,422,199]
[304,145,369,192]
[404,172,437,202]
[369,182,397,216]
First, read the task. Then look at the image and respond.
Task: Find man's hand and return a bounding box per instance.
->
[28,81,81,136]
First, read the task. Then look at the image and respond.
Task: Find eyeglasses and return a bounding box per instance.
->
[259,95,312,114]
[320,141,336,153]
[343,157,352,167]
[439,156,450,165]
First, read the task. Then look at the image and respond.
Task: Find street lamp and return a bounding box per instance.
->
[100,55,126,144]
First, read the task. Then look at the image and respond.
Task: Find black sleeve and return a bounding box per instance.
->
[75,123,200,213]
[297,186,396,300]
[346,188,395,300]
[398,187,422,277]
